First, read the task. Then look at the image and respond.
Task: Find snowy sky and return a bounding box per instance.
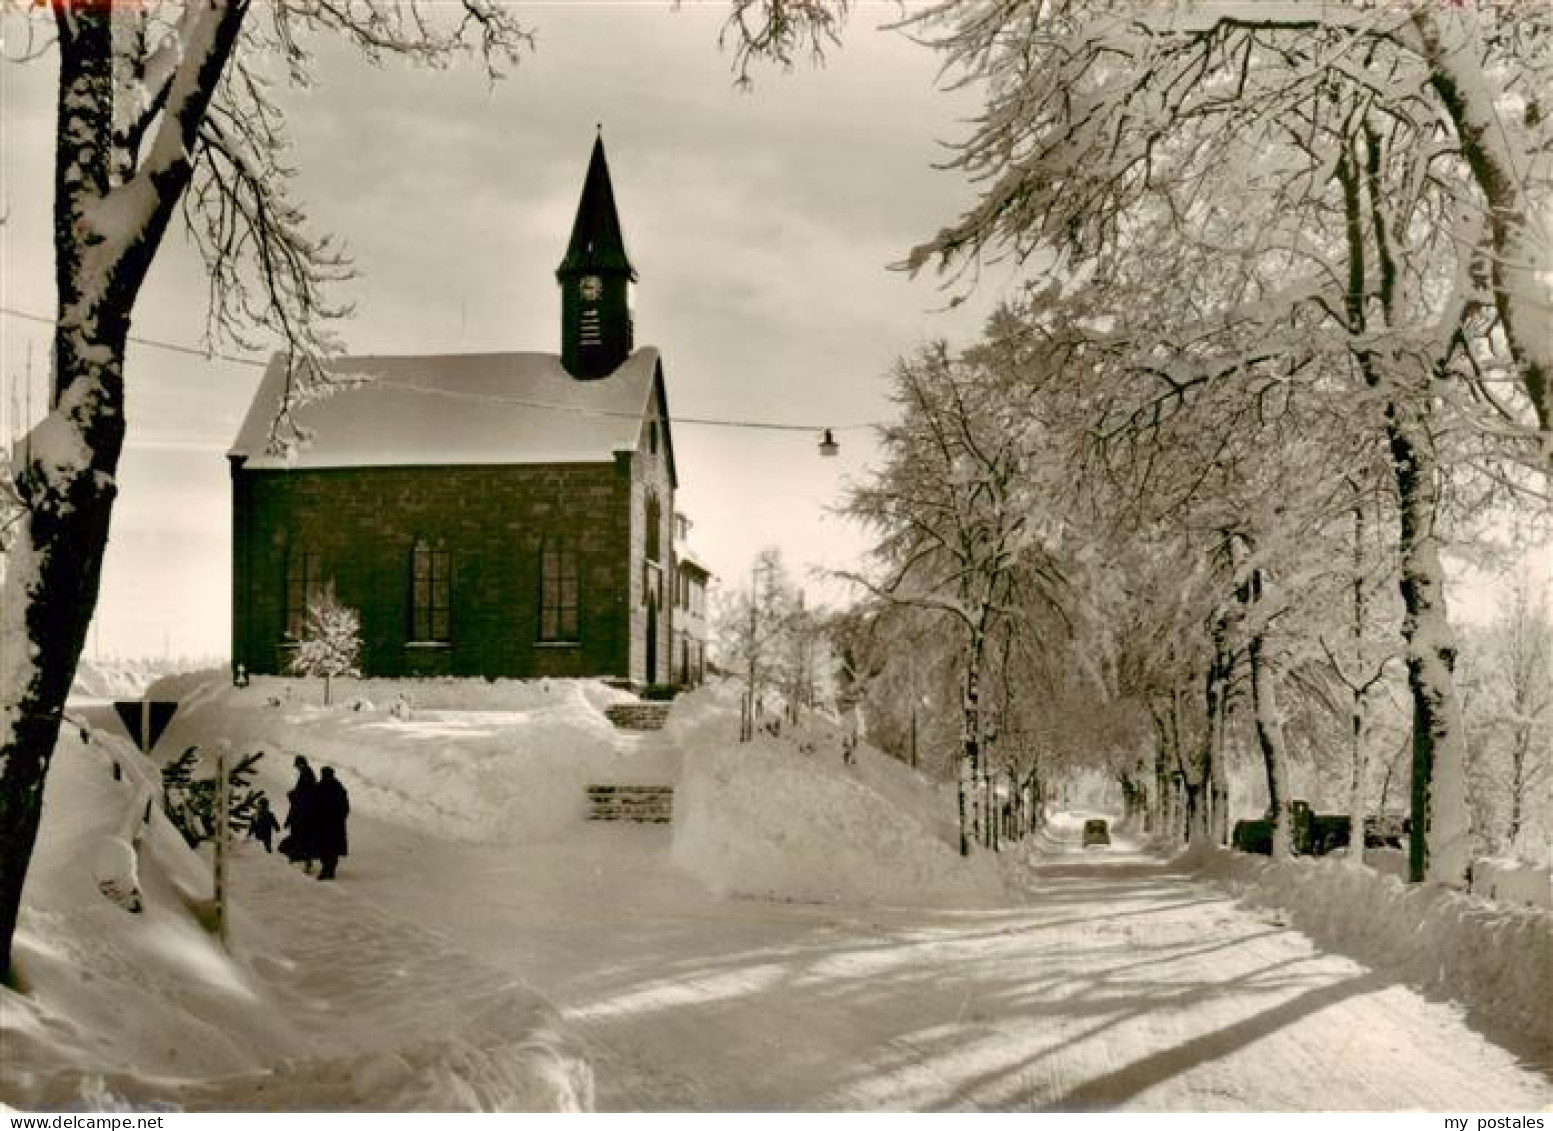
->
[1,2,1013,659]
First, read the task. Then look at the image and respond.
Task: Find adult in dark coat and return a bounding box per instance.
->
[313,766,350,881]
[283,755,318,870]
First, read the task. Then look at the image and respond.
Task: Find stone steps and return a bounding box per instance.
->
[586,784,674,824]
[604,702,673,731]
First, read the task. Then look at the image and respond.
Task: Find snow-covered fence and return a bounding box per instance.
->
[1186,846,1552,1051]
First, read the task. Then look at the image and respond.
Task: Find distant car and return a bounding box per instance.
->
[1082,818,1110,848]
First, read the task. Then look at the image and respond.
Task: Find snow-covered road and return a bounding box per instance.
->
[352,821,1551,1111]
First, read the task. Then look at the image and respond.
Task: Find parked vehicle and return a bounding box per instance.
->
[1232,802,1409,856]
[1082,818,1110,847]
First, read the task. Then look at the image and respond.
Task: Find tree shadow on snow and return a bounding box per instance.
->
[1038,970,1392,1111]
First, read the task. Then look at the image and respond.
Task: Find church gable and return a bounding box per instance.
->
[634,360,678,490]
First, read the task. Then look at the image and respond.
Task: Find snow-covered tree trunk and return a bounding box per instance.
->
[957,631,985,858]
[1233,538,1293,859]
[1160,684,1192,847]
[1190,617,1231,848]
[1023,764,1043,834]
[1346,500,1370,869]
[1208,719,1230,848]
[1247,626,1292,858]
[1388,408,1472,887]
[1412,8,1553,451]
[1332,127,1475,887]
[0,0,248,983]
[1506,732,1530,847]
[1150,705,1176,842]
[1346,707,1368,867]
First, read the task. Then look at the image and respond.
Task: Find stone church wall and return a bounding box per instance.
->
[231,460,634,680]
[627,397,677,686]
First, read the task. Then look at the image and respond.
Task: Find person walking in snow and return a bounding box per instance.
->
[840,699,860,766]
[283,754,319,871]
[312,766,350,881]
[248,797,280,853]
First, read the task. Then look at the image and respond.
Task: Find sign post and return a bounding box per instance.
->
[213,747,230,949]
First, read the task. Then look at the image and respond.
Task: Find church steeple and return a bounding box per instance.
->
[557,133,637,379]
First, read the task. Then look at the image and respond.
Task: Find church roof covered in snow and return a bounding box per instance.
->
[229,347,672,477]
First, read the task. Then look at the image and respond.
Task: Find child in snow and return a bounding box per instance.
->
[248,797,280,852]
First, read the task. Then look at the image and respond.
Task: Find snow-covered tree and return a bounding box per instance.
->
[906,1,1553,449]
[1315,485,1404,868]
[1487,583,1553,854]
[713,547,799,740]
[900,1,1550,886]
[826,598,961,779]
[843,340,1070,855]
[286,583,361,705]
[1462,579,1552,860]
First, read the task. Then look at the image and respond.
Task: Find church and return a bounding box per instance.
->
[227,136,692,686]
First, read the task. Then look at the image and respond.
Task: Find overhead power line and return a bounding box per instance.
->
[1,304,877,435]
[1,305,268,368]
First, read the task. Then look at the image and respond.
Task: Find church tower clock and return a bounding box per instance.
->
[557,133,637,379]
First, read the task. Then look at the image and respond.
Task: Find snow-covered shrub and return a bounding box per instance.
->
[287,583,362,704]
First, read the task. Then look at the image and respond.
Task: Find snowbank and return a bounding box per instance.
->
[668,688,1004,907]
[186,673,637,713]
[5,730,295,1105]
[1,726,590,1111]
[1471,857,1552,910]
[163,673,1002,907]
[71,657,207,700]
[157,676,657,844]
[1183,845,1553,1053]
